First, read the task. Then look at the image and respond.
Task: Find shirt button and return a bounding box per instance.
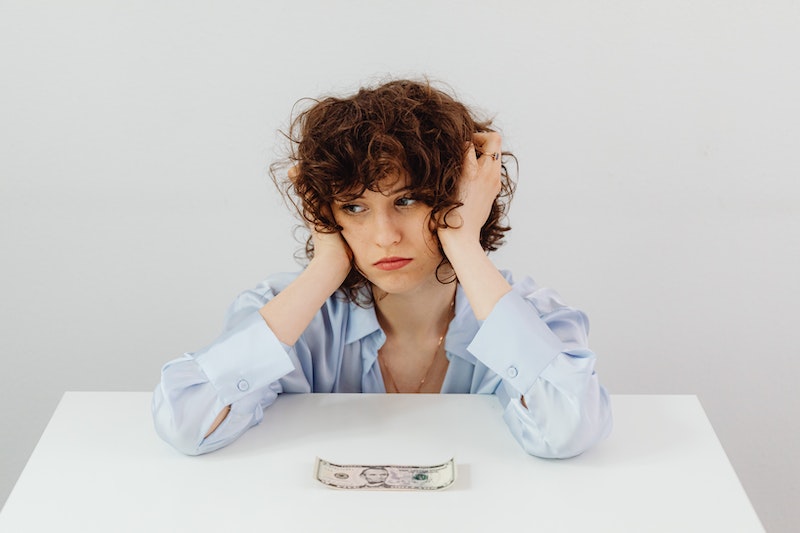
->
[237,379,250,392]
[507,366,519,378]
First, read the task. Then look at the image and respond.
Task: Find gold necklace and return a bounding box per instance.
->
[379,298,455,394]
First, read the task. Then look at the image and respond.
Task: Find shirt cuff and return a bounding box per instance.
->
[194,311,295,405]
[467,290,564,396]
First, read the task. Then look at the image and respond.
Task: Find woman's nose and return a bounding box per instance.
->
[373,210,401,247]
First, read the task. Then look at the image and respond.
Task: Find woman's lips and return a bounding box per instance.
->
[373,257,413,271]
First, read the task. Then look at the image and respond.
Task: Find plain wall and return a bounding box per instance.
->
[1,1,798,530]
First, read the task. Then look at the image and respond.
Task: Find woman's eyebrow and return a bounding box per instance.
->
[332,183,411,202]
[383,184,412,196]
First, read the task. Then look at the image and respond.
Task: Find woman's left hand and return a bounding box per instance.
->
[437,131,511,320]
[437,131,503,250]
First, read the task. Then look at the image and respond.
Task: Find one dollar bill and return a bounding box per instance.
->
[314,457,456,491]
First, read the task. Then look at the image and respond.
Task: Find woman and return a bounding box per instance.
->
[152,79,612,458]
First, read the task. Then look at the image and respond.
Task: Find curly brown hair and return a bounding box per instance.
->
[270,78,516,303]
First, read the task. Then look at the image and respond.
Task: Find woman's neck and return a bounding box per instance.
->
[373,280,457,340]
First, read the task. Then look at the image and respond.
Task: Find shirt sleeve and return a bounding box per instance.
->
[151,279,298,456]
[467,275,613,459]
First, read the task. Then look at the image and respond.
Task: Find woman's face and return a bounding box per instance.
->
[332,175,443,297]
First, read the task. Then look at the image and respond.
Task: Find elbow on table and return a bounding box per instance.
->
[153,414,207,456]
[161,431,206,457]
[530,416,612,459]
[511,393,613,459]
[151,388,212,456]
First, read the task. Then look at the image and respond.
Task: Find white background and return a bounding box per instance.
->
[1,1,797,530]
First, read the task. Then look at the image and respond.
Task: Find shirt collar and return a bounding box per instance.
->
[342,283,481,364]
[344,288,381,345]
[444,283,480,364]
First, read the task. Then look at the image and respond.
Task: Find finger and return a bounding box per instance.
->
[473,132,502,162]
[473,131,502,151]
[462,142,479,174]
[465,141,477,159]
[478,151,501,164]
[288,164,300,181]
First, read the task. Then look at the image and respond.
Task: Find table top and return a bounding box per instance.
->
[0,392,763,532]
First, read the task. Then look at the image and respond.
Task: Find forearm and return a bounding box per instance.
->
[502,363,612,458]
[156,268,331,452]
[153,357,281,455]
[259,257,349,345]
[469,282,612,457]
[442,236,511,320]
[207,258,346,440]
[204,405,231,438]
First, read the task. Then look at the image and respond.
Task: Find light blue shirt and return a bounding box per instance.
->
[152,270,612,458]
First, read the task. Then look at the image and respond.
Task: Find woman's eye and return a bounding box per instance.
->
[341,204,365,214]
[395,197,417,207]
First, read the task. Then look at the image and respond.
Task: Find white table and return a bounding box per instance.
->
[0,393,763,532]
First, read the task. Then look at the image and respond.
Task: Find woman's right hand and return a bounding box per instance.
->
[308,221,352,285]
[258,167,353,346]
[289,164,353,283]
